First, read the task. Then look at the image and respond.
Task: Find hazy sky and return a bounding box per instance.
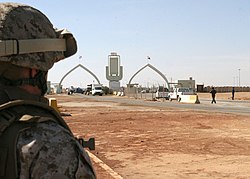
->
[6,0,250,88]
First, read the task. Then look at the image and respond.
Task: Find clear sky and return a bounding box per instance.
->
[5,0,250,88]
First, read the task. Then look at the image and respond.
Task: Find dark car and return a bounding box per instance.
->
[67,86,85,95]
[75,87,85,94]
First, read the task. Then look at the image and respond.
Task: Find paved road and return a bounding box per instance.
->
[70,94,250,115]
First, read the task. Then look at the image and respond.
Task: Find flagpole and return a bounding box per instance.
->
[146,56,151,64]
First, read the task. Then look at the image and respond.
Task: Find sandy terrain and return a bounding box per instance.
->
[49,92,250,179]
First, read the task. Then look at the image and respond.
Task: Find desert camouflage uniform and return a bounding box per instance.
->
[0,86,96,179]
[18,122,95,179]
[0,2,65,71]
[0,2,96,178]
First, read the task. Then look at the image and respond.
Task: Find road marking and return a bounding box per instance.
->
[86,150,123,179]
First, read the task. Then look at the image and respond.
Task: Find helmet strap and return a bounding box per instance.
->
[0,71,48,95]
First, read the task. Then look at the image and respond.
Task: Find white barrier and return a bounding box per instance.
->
[180,95,200,104]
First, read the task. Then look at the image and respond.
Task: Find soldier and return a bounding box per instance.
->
[232,87,235,100]
[210,87,217,104]
[0,3,96,179]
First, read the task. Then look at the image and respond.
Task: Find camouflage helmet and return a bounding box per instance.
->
[0,3,77,71]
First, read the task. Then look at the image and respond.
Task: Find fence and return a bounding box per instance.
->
[203,86,250,93]
[125,86,156,100]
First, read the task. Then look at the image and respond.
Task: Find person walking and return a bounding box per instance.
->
[232,87,235,100]
[210,87,217,104]
[0,3,95,179]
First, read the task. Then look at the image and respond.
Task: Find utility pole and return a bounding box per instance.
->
[238,68,241,87]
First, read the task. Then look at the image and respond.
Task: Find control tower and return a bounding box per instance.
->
[106,52,123,91]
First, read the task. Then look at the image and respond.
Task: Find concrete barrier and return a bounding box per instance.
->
[179,95,200,104]
[49,98,59,112]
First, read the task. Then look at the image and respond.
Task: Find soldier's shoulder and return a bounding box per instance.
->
[17,121,95,178]
[18,120,74,147]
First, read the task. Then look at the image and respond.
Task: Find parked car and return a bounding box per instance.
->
[75,87,85,94]
[67,86,85,95]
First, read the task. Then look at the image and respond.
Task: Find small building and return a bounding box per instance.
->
[175,77,196,92]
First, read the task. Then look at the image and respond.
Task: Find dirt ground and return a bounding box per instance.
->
[49,92,250,179]
[198,91,250,100]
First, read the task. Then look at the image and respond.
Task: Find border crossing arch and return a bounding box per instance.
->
[128,63,170,89]
[59,64,101,87]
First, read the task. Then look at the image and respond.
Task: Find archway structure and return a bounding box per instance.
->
[128,63,170,89]
[59,64,101,87]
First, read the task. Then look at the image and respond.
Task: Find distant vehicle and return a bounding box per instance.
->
[91,84,103,96]
[155,86,169,99]
[67,86,75,95]
[75,87,85,94]
[85,84,103,96]
[85,84,92,95]
[67,86,85,95]
[168,87,194,101]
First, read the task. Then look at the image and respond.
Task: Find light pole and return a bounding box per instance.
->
[238,68,241,87]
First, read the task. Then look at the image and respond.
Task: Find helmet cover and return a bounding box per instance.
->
[0,3,67,71]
